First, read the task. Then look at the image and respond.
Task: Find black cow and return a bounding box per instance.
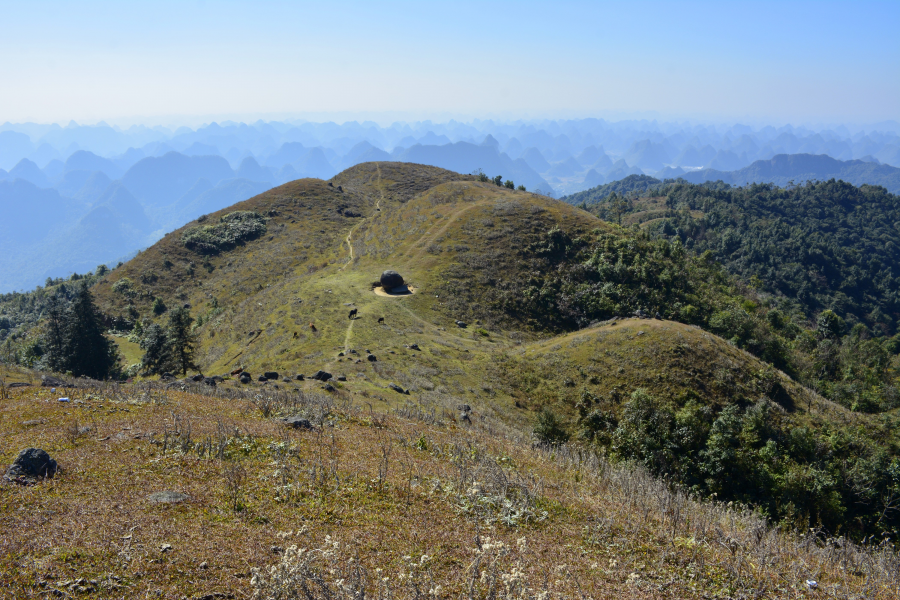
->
[348,308,358,319]
[377,317,384,324]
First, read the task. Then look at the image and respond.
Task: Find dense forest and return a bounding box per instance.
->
[651,180,900,334]
[0,268,121,366]
[560,179,900,414]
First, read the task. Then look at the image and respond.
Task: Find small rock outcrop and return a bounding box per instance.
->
[455,320,467,328]
[380,270,405,289]
[148,491,190,504]
[388,383,408,395]
[4,448,57,482]
[366,354,377,362]
[281,416,313,430]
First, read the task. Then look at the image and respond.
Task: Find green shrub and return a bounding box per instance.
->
[533,407,569,445]
[181,211,267,254]
[152,297,166,315]
[112,277,136,298]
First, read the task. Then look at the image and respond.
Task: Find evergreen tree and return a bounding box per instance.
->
[65,283,118,379]
[139,323,173,375]
[42,293,67,372]
[167,307,198,375]
[41,283,118,379]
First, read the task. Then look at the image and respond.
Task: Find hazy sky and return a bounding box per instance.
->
[1,0,897,126]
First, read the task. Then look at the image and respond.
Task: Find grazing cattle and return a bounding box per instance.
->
[348,308,358,319]
[377,317,385,324]
[309,322,317,332]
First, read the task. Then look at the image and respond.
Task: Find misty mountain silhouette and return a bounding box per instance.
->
[121,152,234,208]
[65,150,123,179]
[682,153,900,193]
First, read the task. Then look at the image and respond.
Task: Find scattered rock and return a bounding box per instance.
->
[655,312,662,319]
[337,185,343,192]
[161,372,175,380]
[282,377,291,383]
[281,416,313,430]
[191,374,204,382]
[160,543,173,553]
[294,374,305,381]
[458,404,471,412]
[380,270,404,289]
[4,448,57,482]
[8,382,30,388]
[323,384,336,392]
[263,371,279,380]
[338,352,344,357]
[203,377,217,387]
[633,309,648,319]
[407,343,420,350]
[20,419,45,427]
[336,375,347,382]
[40,375,67,387]
[240,374,251,384]
[388,383,408,394]
[148,491,190,504]
[258,376,268,382]
[455,320,467,328]
[311,370,332,381]
[460,412,471,423]
[366,354,377,362]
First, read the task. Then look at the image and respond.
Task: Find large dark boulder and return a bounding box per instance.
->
[264,371,279,380]
[311,370,332,381]
[5,448,57,481]
[40,375,67,388]
[380,270,404,289]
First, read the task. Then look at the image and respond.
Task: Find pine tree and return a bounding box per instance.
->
[42,293,67,372]
[65,283,118,379]
[167,307,198,376]
[139,323,174,375]
[42,283,118,379]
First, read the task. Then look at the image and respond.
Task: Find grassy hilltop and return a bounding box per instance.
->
[1,162,899,597]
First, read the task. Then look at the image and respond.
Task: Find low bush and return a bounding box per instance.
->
[181,211,267,254]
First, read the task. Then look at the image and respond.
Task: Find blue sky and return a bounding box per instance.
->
[1,0,897,125]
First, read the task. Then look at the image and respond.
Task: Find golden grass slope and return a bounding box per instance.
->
[0,377,896,598]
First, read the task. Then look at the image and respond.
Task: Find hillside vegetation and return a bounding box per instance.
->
[3,162,899,549]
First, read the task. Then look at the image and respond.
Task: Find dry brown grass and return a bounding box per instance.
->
[0,379,896,599]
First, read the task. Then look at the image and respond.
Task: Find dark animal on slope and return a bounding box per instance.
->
[309,322,317,332]
[377,317,384,324]
[349,308,358,319]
